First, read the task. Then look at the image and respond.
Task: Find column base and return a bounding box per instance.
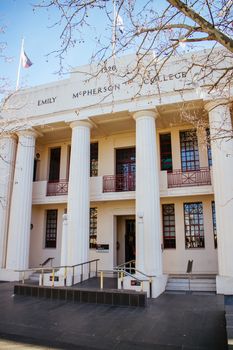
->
[0,269,30,282]
[216,275,233,295]
[118,274,168,298]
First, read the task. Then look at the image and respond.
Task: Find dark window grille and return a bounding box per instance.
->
[206,128,212,167]
[160,133,173,172]
[180,130,200,171]
[90,143,98,177]
[162,204,176,248]
[45,209,58,248]
[90,208,97,248]
[49,148,61,181]
[184,202,205,248]
[212,201,217,248]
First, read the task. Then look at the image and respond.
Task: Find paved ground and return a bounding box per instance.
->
[0,282,227,350]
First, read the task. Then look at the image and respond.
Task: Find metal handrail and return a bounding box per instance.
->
[15,259,100,286]
[117,260,135,268]
[98,268,153,298]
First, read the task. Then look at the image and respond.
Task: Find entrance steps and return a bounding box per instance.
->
[13,282,147,307]
[166,274,216,292]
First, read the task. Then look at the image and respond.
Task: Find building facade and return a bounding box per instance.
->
[0,52,233,297]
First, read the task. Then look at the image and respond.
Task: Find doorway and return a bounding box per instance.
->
[125,219,135,262]
[116,216,135,266]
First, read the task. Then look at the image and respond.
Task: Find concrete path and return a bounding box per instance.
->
[0,282,227,349]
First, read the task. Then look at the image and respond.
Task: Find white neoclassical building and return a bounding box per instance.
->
[0,51,233,297]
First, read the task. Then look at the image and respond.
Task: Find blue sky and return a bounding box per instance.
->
[0,0,109,92]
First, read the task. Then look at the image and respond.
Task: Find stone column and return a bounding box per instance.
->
[6,130,37,270]
[66,121,91,267]
[206,101,233,294]
[134,110,162,276]
[0,134,17,268]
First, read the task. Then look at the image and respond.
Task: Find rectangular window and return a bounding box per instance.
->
[160,133,173,172]
[206,128,212,167]
[212,201,217,248]
[184,202,205,248]
[180,130,200,171]
[49,147,61,181]
[90,143,98,177]
[45,209,58,248]
[90,208,97,248]
[162,204,176,248]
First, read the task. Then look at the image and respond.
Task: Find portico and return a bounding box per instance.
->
[0,51,232,297]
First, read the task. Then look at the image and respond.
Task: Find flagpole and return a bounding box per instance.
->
[112,0,116,57]
[16,38,24,91]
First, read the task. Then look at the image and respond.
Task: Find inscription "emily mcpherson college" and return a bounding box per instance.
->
[72,84,121,98]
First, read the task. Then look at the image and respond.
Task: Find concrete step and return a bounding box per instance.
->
[166,276,216,292]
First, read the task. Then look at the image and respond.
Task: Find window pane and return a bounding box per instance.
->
[184,202,205,248]
[212,201,217,248]
[49,148,61,181]
[90,208,97,248]
[45,209,57,248]
[180,130,200,171]
[162,204,176,249]
[160,133,173,172]
[90,143,98,177]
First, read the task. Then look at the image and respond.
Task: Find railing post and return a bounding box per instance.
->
[64,266,67,287]
[95,260,98,277]
[141,281,144,292]
[100,271,104,290]
[22,271,25,284]
[41,269,44,286]
[88,262,91,279]
[81,264,83,282]
[120,271,124,289]
[149,278,152,298]
[72,266,75,285]
[129,262,131,274]
[52,269,55,287]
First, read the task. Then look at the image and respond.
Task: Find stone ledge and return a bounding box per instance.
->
[14,284,147,307]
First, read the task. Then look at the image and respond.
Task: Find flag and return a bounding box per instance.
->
[21,50,33,68]
[116,14,124,34]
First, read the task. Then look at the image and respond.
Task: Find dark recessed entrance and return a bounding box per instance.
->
[125,219,135,263]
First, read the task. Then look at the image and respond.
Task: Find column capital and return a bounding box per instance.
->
[70,120,93,129]
[204,99,231,113]
[16,128,39,139]
[0,133,17,141]
[133,109,159,121]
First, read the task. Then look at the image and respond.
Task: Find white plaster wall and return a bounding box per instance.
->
[29,204,66,267]
[29,196,217,274]
[162,194,218,274]
[98,132,135,176]
[89,201,135,271]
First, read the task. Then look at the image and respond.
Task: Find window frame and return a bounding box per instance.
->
[89,207,97,249]
[45,209,58,249]
[90,143,98,177]
[160,133,173,172]
[162,204,176,249]
[211,201,217,249]
[180,130,200,172]
[184,202,205,249]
